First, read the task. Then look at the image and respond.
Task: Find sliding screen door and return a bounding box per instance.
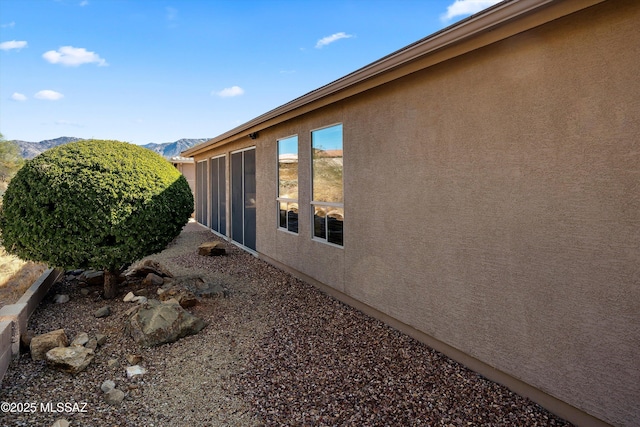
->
[209,155,226,235]
[231,148,256,250]
[195,159,208,227]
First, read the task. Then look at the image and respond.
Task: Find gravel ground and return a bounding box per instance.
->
[1,221,572,427]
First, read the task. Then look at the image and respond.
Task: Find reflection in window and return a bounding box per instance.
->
[312,124,343,246]
[277,135,298,233]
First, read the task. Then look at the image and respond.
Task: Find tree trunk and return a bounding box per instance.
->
[103,269,118,299]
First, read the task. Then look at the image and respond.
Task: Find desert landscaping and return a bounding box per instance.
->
[0,221,572,426]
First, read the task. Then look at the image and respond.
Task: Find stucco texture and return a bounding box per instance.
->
[191,1,639,425]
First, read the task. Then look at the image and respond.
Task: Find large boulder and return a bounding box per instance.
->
[30,329,69,361]
[45,346,95,374]
[126,299,206,347]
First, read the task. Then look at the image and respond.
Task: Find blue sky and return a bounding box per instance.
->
[0,0,500,145]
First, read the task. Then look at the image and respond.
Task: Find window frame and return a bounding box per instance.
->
[310,123,344,247]
[277,134,299,234]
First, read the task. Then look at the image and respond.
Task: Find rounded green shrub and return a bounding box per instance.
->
[0,139,193,284]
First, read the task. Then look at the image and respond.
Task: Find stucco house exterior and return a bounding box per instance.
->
[182,0,639,425]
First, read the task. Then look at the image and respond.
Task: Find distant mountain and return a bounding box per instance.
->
[13,137,85,159]
[141,138,209,159]
[12,137,209,159]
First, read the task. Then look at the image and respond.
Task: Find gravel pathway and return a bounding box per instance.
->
[1,221,572,426]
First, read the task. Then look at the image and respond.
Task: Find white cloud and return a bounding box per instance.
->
[43,46,108,67]
[166,6,177,21]
[55,120,82,127]
[11,92,27,101]
[315,32,353,49]
[34,90,64,100]
[214,86,245,97]
[0,40,27,51]
[441,0,502,22]
[1,22,16,28]
[79,0,89,6]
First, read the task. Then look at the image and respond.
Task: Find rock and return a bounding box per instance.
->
[80,288,90,296]
[126,299,207,347]
[142,273,164,287]
[20,330,35,354]
[101,379,116,393]
[133,288,150,297]
[126,354,143,365]
[79,270,104,286]
[131,296,148,304]
[104,388,125,406]
[51,419,70,427]
[126,365,146,378]
[157,285,198,308]
[107,358,120,368]
[94,306,112,318]
[71,332,89,347]
[125,259,173,279]
[54,294,70,304]
[31,329,69,361]
[85,338,98,351]
[95,334,108,346]
[170,275,228,299]
[198,241,225,256]
[45,346,95,374]
[123,291,135,302]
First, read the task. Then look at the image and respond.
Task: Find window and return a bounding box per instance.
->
[277,135,299,233]
[311,124,343,246]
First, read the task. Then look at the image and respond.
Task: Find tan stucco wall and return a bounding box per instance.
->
[193,1,639,425]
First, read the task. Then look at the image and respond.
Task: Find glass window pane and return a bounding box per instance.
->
[279,201,287,228]
[313,206,327,239]
[327,207,344,246]
[288,203,299,233]
[278,136,298,199]
[312,125,343,203]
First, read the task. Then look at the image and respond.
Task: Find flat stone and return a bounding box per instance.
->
[85,338,98,351]
[95,334,108,346]
[104,388,125,406]
[81,270,104,286]
[51,419,70,427]
[54,294,69,304]
[31,329,68,361]
[131,296,148,304]
[142,273,164,287]
[126,365,146,378]
[71,332,89,347]
[94,306,111,318]
[46,346,94,375]
[198,241,225,256]
[101,379,116,393]
[126,354,143,365]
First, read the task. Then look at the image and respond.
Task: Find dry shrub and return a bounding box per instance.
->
[0,246,47,307]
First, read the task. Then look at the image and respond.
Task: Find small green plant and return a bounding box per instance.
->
[0,139,193,298]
